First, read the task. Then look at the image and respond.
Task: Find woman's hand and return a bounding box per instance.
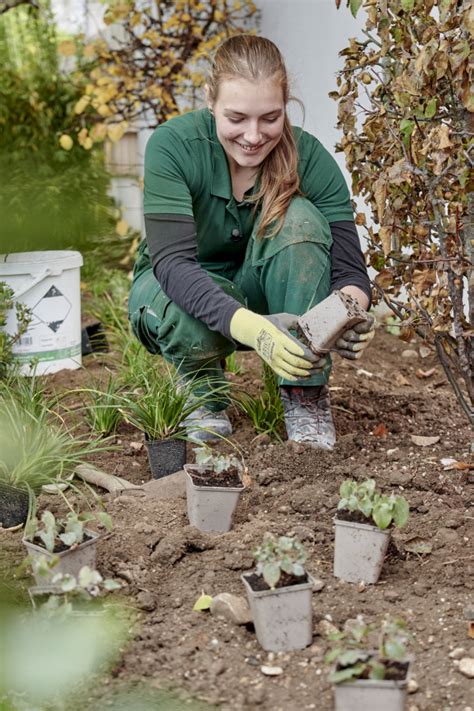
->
[334,314,376,360]
[230,309,326,381]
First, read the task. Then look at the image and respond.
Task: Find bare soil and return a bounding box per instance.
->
[2,329,473,711]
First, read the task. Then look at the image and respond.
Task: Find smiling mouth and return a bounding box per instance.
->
[235,141,266,153]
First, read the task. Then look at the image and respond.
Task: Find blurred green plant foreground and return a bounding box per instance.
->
[0,2,115,255]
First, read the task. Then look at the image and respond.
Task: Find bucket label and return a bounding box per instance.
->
[32,285,72,333]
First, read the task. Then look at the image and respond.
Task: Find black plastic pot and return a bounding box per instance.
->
[144,436,186,479]
[0,481,30,528]
[81,322,109,356]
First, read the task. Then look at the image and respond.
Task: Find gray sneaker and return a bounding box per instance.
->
[182,405,232,443]
[280,385,336,451]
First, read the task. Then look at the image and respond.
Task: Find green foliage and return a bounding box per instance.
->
[82,376,123,437]
[0,283,31,378]
[325,616,411,684]
[252,533,308,590]
[338,479,409,529]
[0,1,115,254]
[237,363,285,441]
[25,509,112,554]
[194,446,243,475]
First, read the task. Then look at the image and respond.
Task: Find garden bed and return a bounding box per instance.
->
[1,329,472,710]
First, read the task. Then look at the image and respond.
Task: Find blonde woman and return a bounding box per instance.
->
[129,35,374,451]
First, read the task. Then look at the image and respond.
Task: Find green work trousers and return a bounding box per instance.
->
[128,197,332,406]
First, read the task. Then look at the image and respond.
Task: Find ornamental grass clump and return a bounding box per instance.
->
[236,364,285,441]
[252,533,308,590]
[326,615,412,684]
[337,478,409,529]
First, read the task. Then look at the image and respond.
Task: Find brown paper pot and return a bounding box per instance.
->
[241,572,314,652]
[0,481,30,528]
[144,436,186,479]
[333,518,390,584]
[184,465,244,532]
[334,666,410,711]
[23,529,99,585]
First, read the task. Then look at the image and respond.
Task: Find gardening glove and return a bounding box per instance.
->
[334,314,376,360]
[229,309,326,381]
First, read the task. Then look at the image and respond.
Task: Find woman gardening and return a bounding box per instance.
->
[128,35,374,451]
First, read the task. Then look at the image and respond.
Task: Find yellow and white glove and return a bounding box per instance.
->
[229,309,327,381]
[334,314,376,360]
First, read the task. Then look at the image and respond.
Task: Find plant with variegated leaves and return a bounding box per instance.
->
[325,615,412,683]
[252,533,308,589]
[25,510,112,554]
[337,478,409,529]
[334,0,473,424]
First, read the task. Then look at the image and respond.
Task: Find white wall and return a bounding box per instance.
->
[258,0,365,185]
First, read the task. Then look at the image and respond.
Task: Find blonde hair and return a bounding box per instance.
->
[207,35,301,239]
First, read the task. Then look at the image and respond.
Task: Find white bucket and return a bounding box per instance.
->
[0,251,83,375]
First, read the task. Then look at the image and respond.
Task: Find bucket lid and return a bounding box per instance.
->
[0,251,83,273]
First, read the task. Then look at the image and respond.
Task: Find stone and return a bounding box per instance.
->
[136,591,156,612]
[317,619,339,638]
[383,589,400,603]
[458,657,474,678]
[401,349,418,359]
[435,527,459,548]
[449,647,465,659]
[260,665,283,676]
[312,578,325,592]
[389,470,414,486]
[256,468,277,486]
[245,686,266,705]
[210,593,252,625]
[407,679,419,693]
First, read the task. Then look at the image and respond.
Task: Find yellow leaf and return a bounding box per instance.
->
[91,123,108,142]
[82,137,93,150]
[58,40,76,57]
[74,96,90,115]
[59,134,73,151]
[193,593,213,611]
[107,123,126,143]
[116,219,129,237]
[83,43,96,59]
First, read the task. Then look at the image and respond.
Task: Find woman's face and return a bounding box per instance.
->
[209,76,285,172]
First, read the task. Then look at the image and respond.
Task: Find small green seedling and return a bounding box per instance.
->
[252,532,308,589]
[25,510,113,553]
[325,615,411,684]
[338,478,409,529]
[194,447,243,475]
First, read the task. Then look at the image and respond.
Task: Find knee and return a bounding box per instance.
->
[281,197,332,244]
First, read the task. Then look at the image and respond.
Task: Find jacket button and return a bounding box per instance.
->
[231,228,241,241]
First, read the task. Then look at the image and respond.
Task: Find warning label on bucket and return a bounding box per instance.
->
[32,285,72,333]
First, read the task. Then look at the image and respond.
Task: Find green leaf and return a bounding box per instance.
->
[58,574,77,592]
[392,496,409,528]
[103,578,122,591]
[38,529,55,553]
[372,502,392,529]
[349,0,362,16]
[358,495,373,519]
[97,511,113,532]
[338,650,368,666]
[384,638,406,660]
[424,97,437,118]
[331,663,367,684]
[78,566,102,588]
[369,660,386,679]
[401,0,415,11]
[59,531,78,547]
[263,562,280,589]
[339,480,354,499]
[193,593,213,611]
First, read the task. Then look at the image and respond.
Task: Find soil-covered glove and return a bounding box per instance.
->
[230,309,324,381]
[334,314,376,360]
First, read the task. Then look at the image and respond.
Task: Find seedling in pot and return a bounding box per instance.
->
[29,564,122,618]
[334,479,409,585]
[326,616,413,711]
[184,446,245,532]
[23,510,112,585]
[241,533,315,652]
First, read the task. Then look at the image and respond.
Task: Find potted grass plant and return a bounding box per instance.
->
[241,533,315,652]
[0,390,111,528]
[326,615,413,711]
[23,510,112,586]
[184,447,246,532]
[334,479,409,584]
[118,365,229,479]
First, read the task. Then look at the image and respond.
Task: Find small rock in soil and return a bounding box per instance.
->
[458,658,474,678]
[260,665,283,676]
[407,679,419,693]
[245,685,266,705]
[389,469,414,486]
[449,647,465,659]
[434,527,459,548]
[401,349,418,359]
[210,593,252,625]
[312,578,325,592]
[317,619,339,637]
[136,591,156,612]
[256,468,277,486]
[383,589,400,602]
[303,643,324,661]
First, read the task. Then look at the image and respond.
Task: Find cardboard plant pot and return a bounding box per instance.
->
[0,481,30,528]
[333,517,390,584]
[144,435,187,479]
[241,572,315,652]
[333,660,411,711]
[184,464,244,533]
[23,529,99,586]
